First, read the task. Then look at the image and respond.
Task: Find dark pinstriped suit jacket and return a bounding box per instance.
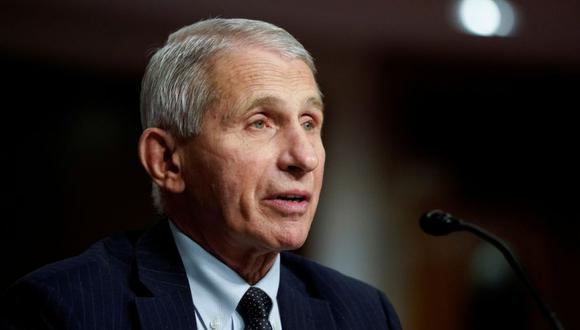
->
[2,220,402,329]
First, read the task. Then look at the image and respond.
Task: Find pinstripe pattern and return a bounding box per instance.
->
[2,220,401,330]
[278,253,402,330]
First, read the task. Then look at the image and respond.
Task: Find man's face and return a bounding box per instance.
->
[178,47,325,255]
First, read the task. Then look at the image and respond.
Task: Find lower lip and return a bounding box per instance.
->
[263,199,309,215]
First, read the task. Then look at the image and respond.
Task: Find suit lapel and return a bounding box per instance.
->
[133,220,197,330]
[131,221,337,330]
[278,261,337,330]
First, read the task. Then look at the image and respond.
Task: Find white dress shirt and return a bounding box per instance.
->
[169,221,283,330]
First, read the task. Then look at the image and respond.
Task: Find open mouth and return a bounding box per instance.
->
[264,191,310,215]
[276,195,306,202]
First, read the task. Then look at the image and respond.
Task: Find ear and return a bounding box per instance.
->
[138,128,185,194]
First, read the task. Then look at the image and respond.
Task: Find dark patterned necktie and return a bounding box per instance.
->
[237,287,273,330]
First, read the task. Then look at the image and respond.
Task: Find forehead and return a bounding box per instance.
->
[209,47,322,111]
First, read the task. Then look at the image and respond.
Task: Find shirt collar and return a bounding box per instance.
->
[169,221,281,328]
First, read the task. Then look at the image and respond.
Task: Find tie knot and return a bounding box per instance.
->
[237,287,273,330]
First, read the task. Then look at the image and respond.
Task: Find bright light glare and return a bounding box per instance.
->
[495,0,517,36]
[455,0,517,37]
[459,0,501,36]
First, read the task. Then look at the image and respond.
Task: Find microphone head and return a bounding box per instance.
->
[420,209,462,236]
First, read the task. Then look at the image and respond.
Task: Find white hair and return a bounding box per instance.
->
[139,18,317,213]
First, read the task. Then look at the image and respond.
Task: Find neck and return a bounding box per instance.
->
[223,251,278,285]
[170,217,278,285]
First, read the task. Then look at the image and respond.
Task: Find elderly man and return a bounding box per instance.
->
[2,18,401,329]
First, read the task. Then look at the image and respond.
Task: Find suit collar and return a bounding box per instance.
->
[133,220,198,330]
[131,220,337,330]
[278,254,337,330]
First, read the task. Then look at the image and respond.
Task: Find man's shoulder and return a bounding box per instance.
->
[2,230,143,329]
[280,251,378,295]
[279,252,402,329]
[16,230,140,287]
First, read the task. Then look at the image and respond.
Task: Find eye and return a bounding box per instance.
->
[301,117,318,131]
[251,119,266,129]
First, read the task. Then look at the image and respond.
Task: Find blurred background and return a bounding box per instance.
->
[2,0,579,329]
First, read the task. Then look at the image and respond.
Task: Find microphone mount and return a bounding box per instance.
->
[420,210,565,330]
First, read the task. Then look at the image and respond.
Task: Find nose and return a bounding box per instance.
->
[277,125,321,176]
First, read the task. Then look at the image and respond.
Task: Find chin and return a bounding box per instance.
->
[274,237,306,251]
[268,223,311,251]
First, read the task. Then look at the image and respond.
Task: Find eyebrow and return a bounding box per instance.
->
[242,96,281,113]
[239,95,325,115]
[306,96,325,112]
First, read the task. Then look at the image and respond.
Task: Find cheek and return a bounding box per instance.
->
[219,170,268,226]
[217,152,270,206]
[315,145,326,183]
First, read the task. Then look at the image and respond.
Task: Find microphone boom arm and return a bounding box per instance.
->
[420,210,565,330]
[459,221,564,330]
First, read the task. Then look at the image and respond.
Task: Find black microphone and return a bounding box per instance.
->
[419,209,462,235]
[420,209,565,330]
